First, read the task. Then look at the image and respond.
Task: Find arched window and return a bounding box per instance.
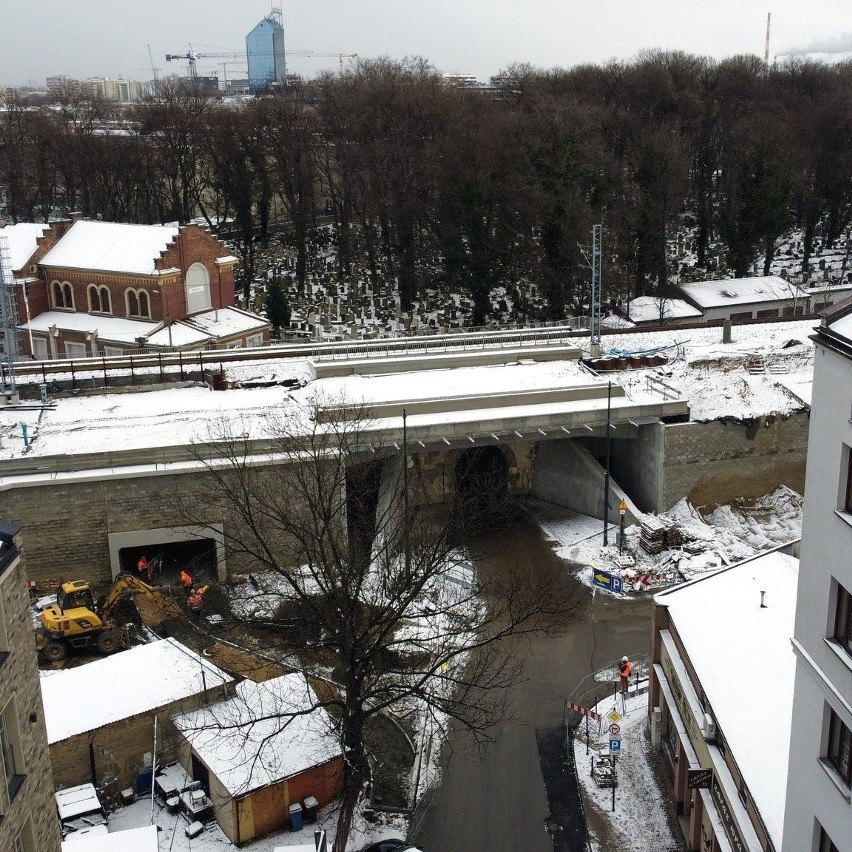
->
[99,286,111,314]
[126,289,139,317]
[62,282,74,310]
[138,291,150,318]
[52,281,64,308]
[88,285,101,312]
[185,262,211,314]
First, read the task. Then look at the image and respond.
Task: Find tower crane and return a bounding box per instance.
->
[288,51,359,75]
[165,46,245,79]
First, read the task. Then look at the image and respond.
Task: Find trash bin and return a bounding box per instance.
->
[288,802,303,831]
[302,796,318,824]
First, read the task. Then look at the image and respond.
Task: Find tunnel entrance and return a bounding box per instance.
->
[453,446,512,532]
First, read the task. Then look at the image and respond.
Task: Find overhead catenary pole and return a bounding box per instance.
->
[603,381,612,546]
[590,224,603,356]
[402,409,411,573]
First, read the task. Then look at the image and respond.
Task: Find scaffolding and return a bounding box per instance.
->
[0,235,19,395]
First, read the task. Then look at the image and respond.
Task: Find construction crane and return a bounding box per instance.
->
[165,46,245,79]
[147,43,160,83]
[288,51,358,75]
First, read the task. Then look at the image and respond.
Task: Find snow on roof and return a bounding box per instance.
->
[19,310,158,343]
[172,673,341,796]
[654,549,798,847]
[0,222,50,271]
[40,221,179,275]
[41,638,233,743]
[826,309,852,343]
[61,825,158,852]
[146,307,268,347]
[677,276,808,308]
[627,296,703,323]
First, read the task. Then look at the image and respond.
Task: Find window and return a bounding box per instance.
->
[52,281,74,309]
[0,699,24,804]
[32,338,49,361]
[126,289,150,319]
[819,825,839,852]
[103,346,123,358]
[246,333,263,348]
[835,583,852,656]
[756,308,779,319]
[64,342,87,359]
[827,709,852,786]
[88,285,111,314]
[185,262,211,314]
[730,310,752,321]
[845,448,852,514]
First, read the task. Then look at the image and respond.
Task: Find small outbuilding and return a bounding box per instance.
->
[676,275,810,322]
[42,638,233,795]
[623,296,703,326]
[172,673,344,845]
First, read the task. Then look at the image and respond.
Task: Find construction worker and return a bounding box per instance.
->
[137,555,149,578]
[619,655,632,694]
[187,585,209,615]
[179,569,193,597]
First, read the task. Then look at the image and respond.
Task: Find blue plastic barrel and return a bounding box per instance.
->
[289,802,303,831]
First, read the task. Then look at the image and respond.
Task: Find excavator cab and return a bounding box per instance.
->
[57,581,96,614]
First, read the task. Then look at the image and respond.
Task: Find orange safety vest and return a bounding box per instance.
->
[180,571,192,588]
[620,660,632,679]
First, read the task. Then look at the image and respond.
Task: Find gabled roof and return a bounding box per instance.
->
[0,222,50,271]
[41,638,233,743]
[40,221,179,275]
[677,275,808,309]
[145,306,269,348]
[172,673,341,796]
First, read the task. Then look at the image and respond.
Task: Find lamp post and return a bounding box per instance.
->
[618,500,627,554]
[603,381,611,546]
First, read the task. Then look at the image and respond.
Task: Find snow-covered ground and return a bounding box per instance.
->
[574,688,681,851]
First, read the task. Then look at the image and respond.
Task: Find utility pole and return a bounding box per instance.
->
[603,381,611,546]
[402,409,411,573]
[590,224,603,356]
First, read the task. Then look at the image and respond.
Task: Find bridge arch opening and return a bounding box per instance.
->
[454,446,510,527]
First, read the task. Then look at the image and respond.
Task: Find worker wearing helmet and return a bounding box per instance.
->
[619,655,632,694]
[187,585,209,614]
[179,569,193,597]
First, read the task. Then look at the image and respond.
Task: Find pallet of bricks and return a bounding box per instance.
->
[639,516,666,554]
[27,578,61,601]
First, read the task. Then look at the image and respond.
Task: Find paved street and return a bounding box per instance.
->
[411,514,653,852]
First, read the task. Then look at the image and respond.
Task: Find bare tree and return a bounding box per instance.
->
[175,398,582,851]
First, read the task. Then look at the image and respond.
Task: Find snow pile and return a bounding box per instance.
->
[530,486,802,593]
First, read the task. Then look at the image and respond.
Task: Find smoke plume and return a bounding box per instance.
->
[777,32,852,58]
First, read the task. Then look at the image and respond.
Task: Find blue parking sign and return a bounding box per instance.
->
[609,738,622,752]
[593,569,624,594]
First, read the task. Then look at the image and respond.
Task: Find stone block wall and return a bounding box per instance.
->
[660,411,810,511]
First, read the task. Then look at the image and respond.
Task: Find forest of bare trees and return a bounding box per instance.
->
[2,51,851,320]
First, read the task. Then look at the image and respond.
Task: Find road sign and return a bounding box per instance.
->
[609,723,621,735]
[687,768,713,789]
[592,569,623,594]
[608,711,621,723]
[609,738,621,752]
[566,700,602,721]
[618,500,628,516]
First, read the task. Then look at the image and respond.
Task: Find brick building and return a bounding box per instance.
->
[1,216,269,359]
[41,638,233,796]
[0,522,62,852]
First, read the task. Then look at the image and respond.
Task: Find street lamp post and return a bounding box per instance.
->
[618,500,627,554]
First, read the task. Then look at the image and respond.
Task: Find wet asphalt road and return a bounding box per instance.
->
[410,514,653,852]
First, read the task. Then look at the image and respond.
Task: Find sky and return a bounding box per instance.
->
[3,0,851,87]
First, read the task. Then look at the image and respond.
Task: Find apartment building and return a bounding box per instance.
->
[783,301,852,851]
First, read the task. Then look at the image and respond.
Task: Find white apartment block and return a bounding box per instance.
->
[783,302,852,851]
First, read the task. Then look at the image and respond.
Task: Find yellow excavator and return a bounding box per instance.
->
[38,573,185,662]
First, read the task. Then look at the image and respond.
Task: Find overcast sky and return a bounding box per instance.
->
[4,0,851,87]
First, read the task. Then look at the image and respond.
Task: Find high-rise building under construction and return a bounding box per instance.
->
[246,10,286,90]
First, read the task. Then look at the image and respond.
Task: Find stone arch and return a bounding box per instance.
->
[454,445,510,519]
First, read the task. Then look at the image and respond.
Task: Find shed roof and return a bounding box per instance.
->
[677,275,808,308]
[41,638,233,743]
[172,673,341,796]
[19,309,158,343]
[654,549,798,849]
[627,296,703,323]
[40,221,179,275]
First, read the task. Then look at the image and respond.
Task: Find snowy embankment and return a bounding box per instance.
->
[530,485,802,594]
